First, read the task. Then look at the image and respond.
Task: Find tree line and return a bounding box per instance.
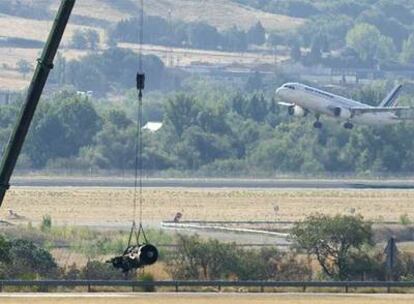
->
[0,81,413,176]
[109,14,266,52]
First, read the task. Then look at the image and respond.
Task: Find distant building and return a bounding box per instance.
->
[143,122,163,132]
[76,91,94,98]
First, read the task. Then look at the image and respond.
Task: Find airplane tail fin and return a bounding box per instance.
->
[379,84,403,107]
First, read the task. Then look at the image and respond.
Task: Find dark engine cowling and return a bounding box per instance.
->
[333,107,352,119]
[288,105,307,117]
[109,244,158,273]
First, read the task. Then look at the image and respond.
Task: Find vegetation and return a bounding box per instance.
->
[291,214,374,280]
[71,29,100,50]
[0,235,58,279]
[166,234,311,280]
[51,47,170,96]
[109,15,266,52]
[16,59,32,79]
[0,80,411,176]
[1,214,414,282]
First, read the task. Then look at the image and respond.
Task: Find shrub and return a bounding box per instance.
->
[138,272,156,292]
[40,215,52,232]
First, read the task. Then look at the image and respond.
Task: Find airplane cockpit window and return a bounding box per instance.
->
[284,85,295,90]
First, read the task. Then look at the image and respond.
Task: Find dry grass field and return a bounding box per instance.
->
[0,0,300,91]
[0,48,87,90]
[1,187,413,226]
[120,43,287,67]
[0,15,104,44]
[2,293,414,304]
[49,0,305,32]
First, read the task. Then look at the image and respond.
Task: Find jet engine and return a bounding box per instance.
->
[108,244,158,273]
[333,107,352,119]
[288,105,307,117]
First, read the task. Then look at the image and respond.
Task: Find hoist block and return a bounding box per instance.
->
[136,73,145,90]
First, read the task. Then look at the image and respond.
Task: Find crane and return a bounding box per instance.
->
[0,0,76,207]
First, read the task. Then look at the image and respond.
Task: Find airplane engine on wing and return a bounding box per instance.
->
[333,107,352,119]
[288,105,307,117]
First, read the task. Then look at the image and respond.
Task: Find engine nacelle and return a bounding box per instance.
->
[333,107,352,119]
[109,244,159,272]
[288,105,307,117]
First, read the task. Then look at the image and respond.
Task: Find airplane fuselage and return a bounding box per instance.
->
[276,83,399,126]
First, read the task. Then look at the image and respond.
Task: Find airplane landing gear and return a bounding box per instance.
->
[344,122,354,129]
[313,115,322,129]
[313,121,322,129]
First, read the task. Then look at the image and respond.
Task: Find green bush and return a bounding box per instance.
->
[40,215,52,232]
[138,272,156,292]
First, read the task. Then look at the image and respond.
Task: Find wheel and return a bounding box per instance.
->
[344,122,354,129]
[313,121,322,129]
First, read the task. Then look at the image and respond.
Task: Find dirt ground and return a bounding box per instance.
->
[1,293,414,304]
[1,187,413,227]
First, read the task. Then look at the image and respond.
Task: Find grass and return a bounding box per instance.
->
[49,0,304,31]
[2,188,414,226]
[0,0,300,91]
[2,293,414,304]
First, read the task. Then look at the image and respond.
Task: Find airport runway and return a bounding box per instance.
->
[9,176,414,189]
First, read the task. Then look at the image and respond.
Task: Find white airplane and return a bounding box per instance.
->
[276,82,414,129]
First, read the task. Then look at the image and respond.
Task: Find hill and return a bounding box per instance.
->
[0,0,300,91]
[49,0,304,32]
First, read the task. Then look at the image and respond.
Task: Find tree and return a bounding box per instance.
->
[188,22,220,50]
[291,214,373,280]
[245,72,263,92]
[16,59,32,79]
[7,239,58,279]
[85,29,100,50]
[346,23,396,64]
[222,26,248,52]
[247,21,266,45]
[401,33,414,64]
[166,234,239,280]
[26,94,102,168]
[164,94,199,138]
[71,29,88,49]
[290,41,301,62]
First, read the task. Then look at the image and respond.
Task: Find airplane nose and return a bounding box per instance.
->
[275,87,282,95]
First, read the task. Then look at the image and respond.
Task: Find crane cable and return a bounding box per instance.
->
[128,0,147,247]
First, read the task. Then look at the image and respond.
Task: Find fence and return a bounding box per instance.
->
[1,280,414,293]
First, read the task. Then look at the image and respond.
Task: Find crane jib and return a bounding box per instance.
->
[0,0,76,207]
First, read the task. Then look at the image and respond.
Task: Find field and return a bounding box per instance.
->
[2,293,414,304]
[1,187,413,226]
[49,0,304,31]
[0,41,286,90]
[0,0,302,91]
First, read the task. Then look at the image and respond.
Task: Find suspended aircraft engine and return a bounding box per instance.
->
[333,107,352,119]
[109,244,159,273]
[288,105,307,117]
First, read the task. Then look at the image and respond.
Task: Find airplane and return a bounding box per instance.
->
[275,82,414,129]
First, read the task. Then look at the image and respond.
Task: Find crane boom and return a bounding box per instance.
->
[0,0,76,207]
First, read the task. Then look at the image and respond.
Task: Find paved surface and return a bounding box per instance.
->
[1,292,414,304]
[10,177,414,189]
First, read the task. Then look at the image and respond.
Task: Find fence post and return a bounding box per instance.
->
[302,285,306,292]
[88,283,91,293]
[345,285,349,293]
[387,286,391,293]
[175,282,179,292]
[218,283,221,292]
